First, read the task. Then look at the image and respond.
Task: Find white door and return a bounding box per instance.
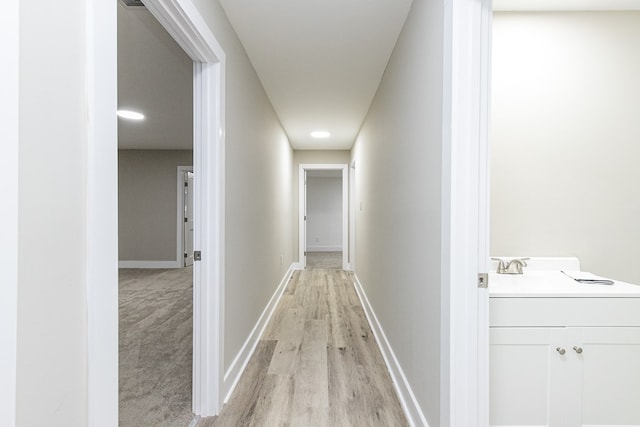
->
[579,327,640,426]
[490,327,571,426]
[302,169,307,268]
[184,171,194,267]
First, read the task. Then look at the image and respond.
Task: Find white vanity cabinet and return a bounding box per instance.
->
[490,273,640,427]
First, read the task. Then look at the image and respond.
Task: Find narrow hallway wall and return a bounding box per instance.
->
[189,0,294,379]
[351,0,444,424]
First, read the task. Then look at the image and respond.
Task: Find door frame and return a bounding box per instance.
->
[143,0,226,416]
[442,0,492,425]
[86,0,227,422]
[176,166,194,268]
[298,164,349,270]
[0,1,18,424]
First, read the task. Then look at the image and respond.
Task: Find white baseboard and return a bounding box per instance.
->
[351,274,429,427]
[118,260,181,269]
[293,262,304,270]
[305,246,342,252]
[222,263,296,401]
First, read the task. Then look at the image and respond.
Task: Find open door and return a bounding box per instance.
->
[302,169,307,268]
[183,171,194,267]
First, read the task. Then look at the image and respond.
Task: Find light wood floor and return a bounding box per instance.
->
[306,251,342,269]
[198,269,408,427]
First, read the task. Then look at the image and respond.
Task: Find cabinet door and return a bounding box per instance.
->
[490,327,576,427]
[577,327,640,426]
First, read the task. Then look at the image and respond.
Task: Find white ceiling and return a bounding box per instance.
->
[118,3,193,150]
[218,0,414,150]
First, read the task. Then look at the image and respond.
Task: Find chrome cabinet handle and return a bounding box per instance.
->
[573,346,583,354]
[556,347,566,355]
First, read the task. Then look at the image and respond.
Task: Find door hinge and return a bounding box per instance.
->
[184,217,188,223]
[184,252,187,258]
[478,272,489,289]
[185,182,188,187]
[304,251,308,256]
[304,215,307,221]
[194,251,202,261]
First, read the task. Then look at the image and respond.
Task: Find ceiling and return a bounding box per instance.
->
[118,0,640,151]
[117,2,193,150]
[118,0,413,151]
[218,0,413,150]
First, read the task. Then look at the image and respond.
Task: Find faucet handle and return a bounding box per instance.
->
[505,257,530,274]
[491,257,507,273]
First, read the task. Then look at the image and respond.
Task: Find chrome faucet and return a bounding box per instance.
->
[492,257,529,274]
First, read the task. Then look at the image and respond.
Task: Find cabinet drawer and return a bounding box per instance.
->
[490,297,640,327]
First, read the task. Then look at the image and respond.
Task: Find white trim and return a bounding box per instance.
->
[144,0,226,416]
[118,260,181,269]
[86,0,119,425]
[222,263,296,401]
[441,0,492,425]
[298,164,349,270]
[176,166,194,267]
[0,2,19,424]
[351,274,428,427]
[477,1,493,424]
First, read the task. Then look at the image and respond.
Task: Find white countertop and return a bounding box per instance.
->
[489,270,640,298]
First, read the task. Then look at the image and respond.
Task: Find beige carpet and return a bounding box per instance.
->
[306,251,343,269]
[119,267,194,427]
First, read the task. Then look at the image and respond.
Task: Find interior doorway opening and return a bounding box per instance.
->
[299,164,349,270]
[113,0,227,420]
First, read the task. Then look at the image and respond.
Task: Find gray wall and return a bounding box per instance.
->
[351,0,444,424]
[190,0,294,375]
[292,150,350,261]
[17,1,88,424]
[492,12,640,284]
[306,177,343,251]
[118,149,193,262]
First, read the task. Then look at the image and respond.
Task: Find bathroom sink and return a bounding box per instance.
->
[490,270,640,297]
[488,257,640,298]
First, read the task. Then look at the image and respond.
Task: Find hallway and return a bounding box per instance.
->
[198,268,408,426]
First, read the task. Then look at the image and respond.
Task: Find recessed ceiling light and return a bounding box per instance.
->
[310,131,330,139]
[117,110,145,120]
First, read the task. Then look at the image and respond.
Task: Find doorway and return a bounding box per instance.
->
[298,164,349,270]
[108,0,226,420]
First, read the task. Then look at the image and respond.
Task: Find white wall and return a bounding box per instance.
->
[17,1,89,424]
[189,0,294,375]
[306,177,343,251]
[492,12,640,284]
[118,150,193,262]
[351,0,444,424]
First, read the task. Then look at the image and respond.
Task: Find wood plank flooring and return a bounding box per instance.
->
[199,269,408,427]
